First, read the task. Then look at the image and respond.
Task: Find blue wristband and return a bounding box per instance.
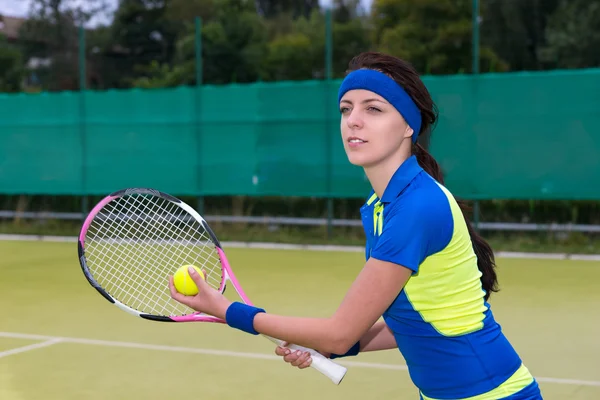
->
[330,341,360,359]
[225,302,266,335]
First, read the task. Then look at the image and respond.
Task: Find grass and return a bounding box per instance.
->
[0,240,599,399]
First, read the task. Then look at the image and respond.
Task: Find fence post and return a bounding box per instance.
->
[472,0,481,232]
[195,17,205,215]
[325,8,334,239]
[79,25,88,218]
[474,200,481,233]
[472,0,480,74]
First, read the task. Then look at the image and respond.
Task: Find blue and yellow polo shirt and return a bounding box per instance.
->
[360,155,540,400]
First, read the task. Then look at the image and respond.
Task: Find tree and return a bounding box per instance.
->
[165,0,217,32]
[107,0,179,87]
[540,0,600,69]
[332,18,373,76]
[131,0,268,87]
[260,8,372,81]
[262,32,314,81]
[255,0,320,19]
[372,0,507,75]
[17,0,109,90]
[203,14,267,83]
[0,35,25,92]
[332,0,362,23]
[111,0,215,88]
[480,0,561,71]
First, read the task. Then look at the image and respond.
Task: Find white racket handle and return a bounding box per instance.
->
[263,335,348,385]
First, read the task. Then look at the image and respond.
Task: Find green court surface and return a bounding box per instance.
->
[1,240,599,399]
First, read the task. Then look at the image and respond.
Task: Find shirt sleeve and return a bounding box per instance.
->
[369,187,454,273]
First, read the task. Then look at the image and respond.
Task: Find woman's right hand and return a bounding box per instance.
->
[275,342,331,369]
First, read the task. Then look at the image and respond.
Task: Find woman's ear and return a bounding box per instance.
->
[404,125,414,140]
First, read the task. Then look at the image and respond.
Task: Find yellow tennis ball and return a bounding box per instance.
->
[173,265,205,296]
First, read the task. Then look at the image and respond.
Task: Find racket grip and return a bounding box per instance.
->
[264,336,348,385]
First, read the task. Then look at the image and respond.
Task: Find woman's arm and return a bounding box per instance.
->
[360,320,397,352]
[247,257,411,355]
[169,257,412,355]
[275,320,397,369]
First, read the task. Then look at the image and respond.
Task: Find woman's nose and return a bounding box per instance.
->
[346,110,363,129]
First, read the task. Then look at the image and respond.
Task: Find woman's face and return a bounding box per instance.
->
[339,89,413,168]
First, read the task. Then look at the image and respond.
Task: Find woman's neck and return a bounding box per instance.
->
[365,150,411,199]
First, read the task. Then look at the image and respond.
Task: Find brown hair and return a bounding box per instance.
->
[346,52,499,300]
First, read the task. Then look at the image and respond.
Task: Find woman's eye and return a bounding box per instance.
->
[367,106,381,112]
[340,107,350,114]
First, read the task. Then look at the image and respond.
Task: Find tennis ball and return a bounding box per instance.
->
[173,265,205,296]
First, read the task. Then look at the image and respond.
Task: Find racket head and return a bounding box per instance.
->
[77,188,228,322]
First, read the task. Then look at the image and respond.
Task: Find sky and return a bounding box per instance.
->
[1,0,374,23]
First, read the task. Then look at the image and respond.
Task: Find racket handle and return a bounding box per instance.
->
[263,336,348,385]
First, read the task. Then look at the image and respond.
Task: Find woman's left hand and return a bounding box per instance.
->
[168,266,232,319]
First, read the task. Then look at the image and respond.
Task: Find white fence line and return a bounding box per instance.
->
[2,210,600,232]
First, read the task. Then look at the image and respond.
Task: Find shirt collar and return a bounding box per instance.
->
[362,156,423,208]
[379,155,423,204]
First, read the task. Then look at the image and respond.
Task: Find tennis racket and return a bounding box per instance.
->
[77,187,348,385]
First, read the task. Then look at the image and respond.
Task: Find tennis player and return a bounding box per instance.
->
[169,51,543,399]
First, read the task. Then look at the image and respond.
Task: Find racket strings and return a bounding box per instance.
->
[89,197,173,312]
[87,196,188,315]
[99,197,182,313]
[144,198,223,288]
[88,195,220,315]
[87,204,152,302]
[84,193,223,316]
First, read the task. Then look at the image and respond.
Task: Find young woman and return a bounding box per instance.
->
[168,52,543,400]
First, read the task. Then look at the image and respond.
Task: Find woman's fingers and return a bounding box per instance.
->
[298,357,312,369]
[275,344,312,369]
[289,350,312,368]
[275,346,289,357]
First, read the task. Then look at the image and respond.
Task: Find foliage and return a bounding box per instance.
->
[372,0,508,74]
[255,0,320,19]
[14,0,110,91]
[5,0,598,91]
[480,0,562,71]
[540,0,600,69]
[0,35,24,92]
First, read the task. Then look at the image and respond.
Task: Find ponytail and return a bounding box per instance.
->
[413,143,444,184]
[413,143,499,300]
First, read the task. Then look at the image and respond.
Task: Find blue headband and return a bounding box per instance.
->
[337,69,422,143]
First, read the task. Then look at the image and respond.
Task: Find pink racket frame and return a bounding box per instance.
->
[77,188,251,324]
